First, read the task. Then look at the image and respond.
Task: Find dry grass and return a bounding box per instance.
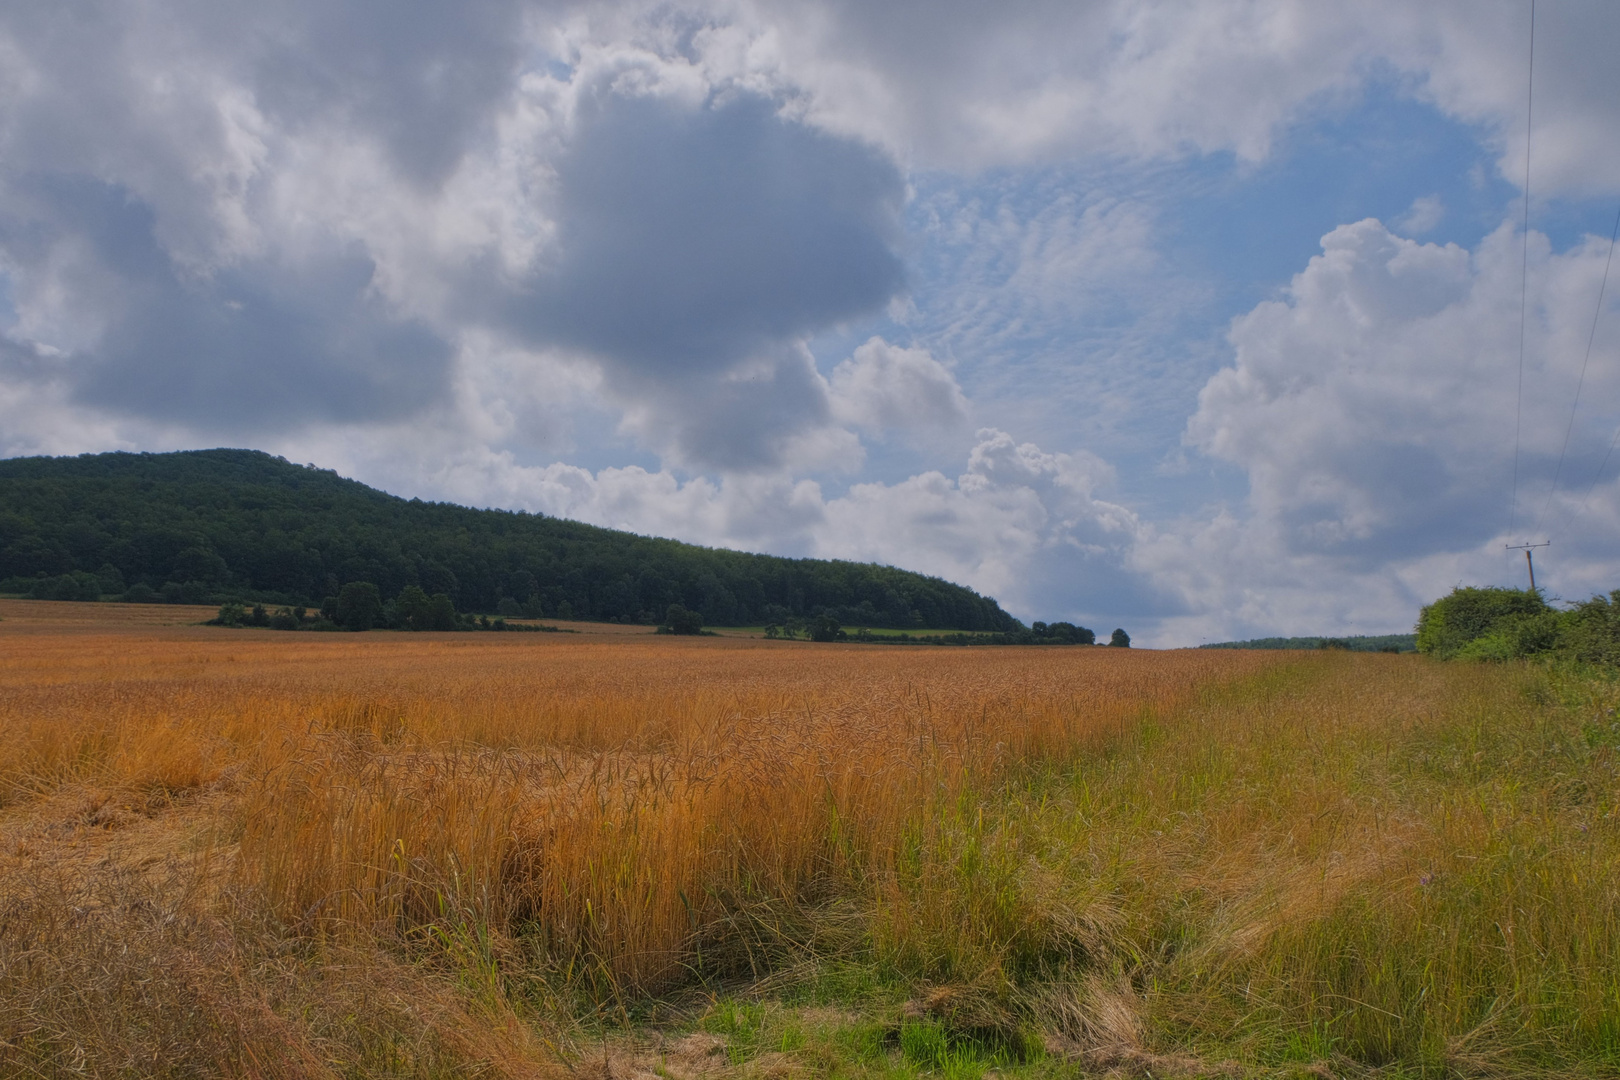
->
[1,599,1617,1077]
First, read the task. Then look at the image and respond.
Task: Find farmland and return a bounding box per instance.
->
[2,600,1617,1078]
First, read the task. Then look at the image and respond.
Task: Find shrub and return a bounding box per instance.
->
[1109,628,1131,647]
[1558,590,1620,666]
[1416,587,1551,659]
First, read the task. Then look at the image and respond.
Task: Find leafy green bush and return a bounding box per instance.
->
[1418,586,1620,666]
[1558,590,1620,665]
[1416,587,1552,659]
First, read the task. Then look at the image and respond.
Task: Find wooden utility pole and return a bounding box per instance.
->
[1506,541,1549,592]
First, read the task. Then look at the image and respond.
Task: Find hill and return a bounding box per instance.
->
[1200,634,1417,652]
[0,449,1018,629]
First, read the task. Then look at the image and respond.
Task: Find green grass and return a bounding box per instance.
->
[599,656,1620,1077]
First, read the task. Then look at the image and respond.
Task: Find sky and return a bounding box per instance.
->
[2,0,1618,645]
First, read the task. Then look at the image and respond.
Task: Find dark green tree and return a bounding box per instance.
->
[663,604,704,635]
[426,593,457,631]
[336,581,383,631]
[1109,628,1131,648]
[810,614,845,642]
[393,585,432,630]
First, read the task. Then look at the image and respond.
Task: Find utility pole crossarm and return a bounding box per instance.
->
[1506,541,1550,592]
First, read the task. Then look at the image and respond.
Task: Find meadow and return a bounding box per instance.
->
[1,599,1616,1079]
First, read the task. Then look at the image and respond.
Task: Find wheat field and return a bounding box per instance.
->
[1,599,1617,1078]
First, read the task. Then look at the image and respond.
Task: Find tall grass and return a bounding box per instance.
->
[3,610,1617,1075]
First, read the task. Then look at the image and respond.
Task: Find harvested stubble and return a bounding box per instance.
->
[3,606,1619,1077]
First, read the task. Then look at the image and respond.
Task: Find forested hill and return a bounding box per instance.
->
[0,449,1018,630]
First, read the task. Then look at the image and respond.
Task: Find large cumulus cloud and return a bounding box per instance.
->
[1139,215,1620,643]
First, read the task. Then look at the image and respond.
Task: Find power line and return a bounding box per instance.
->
[1507,0,1535,547]
[1534,200,1620,539]
[1560,418,1620,537]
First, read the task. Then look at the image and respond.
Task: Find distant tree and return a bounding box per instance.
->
[336,581,383,631]
[215,602,246,627]
[426,593,457,631]
[663,604,704,635]
[393,585,432,630]
[249,604,270,627]
[810,614,845,642]
[1109,628,1131,648]
[496,596,523,617]
[269,606,299,630]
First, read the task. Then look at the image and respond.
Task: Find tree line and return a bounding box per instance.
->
[0,449,1019,630]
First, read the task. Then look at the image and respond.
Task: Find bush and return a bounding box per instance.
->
[214,602,246,627]
[1418,585,1620,666]
[1109,628,1131,648]
[1558,590,1620,665]
[1416,587,1551,659]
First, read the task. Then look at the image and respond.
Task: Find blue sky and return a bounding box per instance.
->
[2,0,1618,643]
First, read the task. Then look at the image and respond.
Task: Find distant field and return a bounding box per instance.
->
[2,601,1615,1078]
[1201,633,1418,652]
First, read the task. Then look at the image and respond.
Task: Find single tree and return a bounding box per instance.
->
[810,614,845,642]
[663,604,704,635]
[1109,628,1131,648]
[336,581,383,631]
[426,593,457,631]
[393,585,432,630]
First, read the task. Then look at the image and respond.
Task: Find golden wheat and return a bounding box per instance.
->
[3,599,1616,1078]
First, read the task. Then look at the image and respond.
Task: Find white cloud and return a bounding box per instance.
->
[828,337,968,439]
[1143,214,1620,644]
[1397,194,1445,235]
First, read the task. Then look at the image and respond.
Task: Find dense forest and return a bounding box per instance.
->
[0,449,1019,630]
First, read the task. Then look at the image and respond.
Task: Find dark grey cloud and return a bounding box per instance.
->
[3,175,451,426]
[484,87,906,468]
[239,0,536,186]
